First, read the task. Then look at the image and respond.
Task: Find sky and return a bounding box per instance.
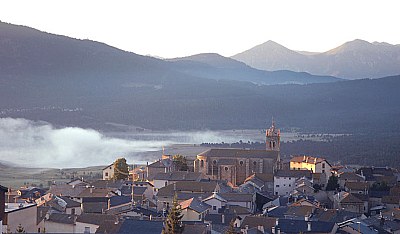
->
[1,0,399,58]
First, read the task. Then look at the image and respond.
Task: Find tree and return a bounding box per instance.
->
[112,158,129,180]
[16,224,26,233]
[173,155,188,171]
[326,174,339,191]
[162,194,184,234]
[225,218,236,234]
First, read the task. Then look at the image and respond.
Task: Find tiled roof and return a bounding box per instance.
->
[180,198,211,213]
[109,195,132,207]
[182,223,208,234]
[382,196,400,205]
[78,187,117,198]
[219,193,253,202]
[47,213,76,224]
[153,171,202,181]
[240,216,276,230]
[76,213,117,225]
[60,196,81,208]
[82,202,107,214]
[275,170,312,178]
[338,172,365,181]
[290,155,327,165]
[340,193,363,204]
[345,181,369,191]
[277,219,336,233]
[198,149,279,160]
[157,181,218,197]
[203,192,227,203]
[313,208,361,223]
[90,179,125,189]
[48,184,86,197]
[116,219,163,234]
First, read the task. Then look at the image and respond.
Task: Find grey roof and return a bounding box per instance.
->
[48,184,86,197]
[60,196,81,208]
[116,219,163,234]
[198,149,279,159]
[277,219,336,233]
[47,213,76,224]
[275,170,312,179]
[157,181,218,197]
[109,195,132,207]
[82,202,107,214]
[76,213,117,225]
[153,171,201,181]
[180,198,211,213]
[90,179,125,189]
[219,193,253,202]
[313,208,361,223]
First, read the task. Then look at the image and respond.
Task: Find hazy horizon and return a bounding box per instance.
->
[1,0,399,58]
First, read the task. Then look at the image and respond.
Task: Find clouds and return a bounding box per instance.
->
[0,118,171,168]
[0,118,268,168]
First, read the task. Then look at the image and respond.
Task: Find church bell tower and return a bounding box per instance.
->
[266,119,280,151]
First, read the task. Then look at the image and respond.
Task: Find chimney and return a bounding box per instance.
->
[221,214,225,224]
[257,225,264,233]
[271,226,275,234]
[276,227,281,234]
[173,183,176,191]
[307,222,311,231]
[90,187,93,194]
[305,216,309,221]
[275,218,279,226]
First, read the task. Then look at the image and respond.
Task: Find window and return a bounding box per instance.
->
[224,167,229,171]
[199,214,201,220]
[105,172,108,177]
[239,161,244,166]
[322,170,325,173]
[213,160,217,164]
[84,227,90,234]
[200,160,204,167]
[289,184,291,187]
[213,206,217,210]
[289,178,291,180]
[253,161,257,165]
[275,192,278,195]
[165,181,168,187]
[276,185,280,187]
[322,163,325,168]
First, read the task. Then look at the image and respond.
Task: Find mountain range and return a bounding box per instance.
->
[232,40,400,79]
[0,21,399,133]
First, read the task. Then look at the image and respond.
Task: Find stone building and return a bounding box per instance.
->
[194,122,280,186]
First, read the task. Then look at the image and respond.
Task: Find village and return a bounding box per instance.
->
[0,122,399,234]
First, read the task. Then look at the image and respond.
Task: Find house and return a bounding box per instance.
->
[219,193,255,211]
[333,192,367,214]
[356,167,398,186]
[180,198,211,221]
[203,192,227,214]
[274,218,338,234]
[75,213,118,233]
[102,163,115,180]
[156,181,219,211]
[344,181,369,195]
[274,170,312,196]
[16,187,46,202]
[3,203,38,233]
[129,164,148,181]
[153,171,202,190]
[290,155,332,180]
[44,213,76,233]
[0,185,8,233]
[47,183,86,198]
[146,156,174,180]
[337,172,365,188]
[204,213,241,234]
[113,219,163,234]
[241,173,274,194]
[266,205,315,220]
[240,216,277,234]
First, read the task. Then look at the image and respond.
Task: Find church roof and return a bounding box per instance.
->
[198,149,279,160]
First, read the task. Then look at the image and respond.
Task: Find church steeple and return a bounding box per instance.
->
[266,118,280,151]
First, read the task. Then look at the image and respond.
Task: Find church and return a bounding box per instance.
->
[194,121,281,186]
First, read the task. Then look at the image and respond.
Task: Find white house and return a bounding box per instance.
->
[202,192,227,214]
[274,170,312,196]
[102,164,115,180]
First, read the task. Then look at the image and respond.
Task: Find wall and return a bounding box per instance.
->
[4,205,37,233]
[75,222,99,234]
[45,221,75,233]
[181,209,202,222]
[203,198,225,214]
[103,165,114,180]
[274,176,296,196]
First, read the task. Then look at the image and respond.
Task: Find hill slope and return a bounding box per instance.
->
[168,53,342,85]
[232,39,400,79]
[0,22,399,133]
